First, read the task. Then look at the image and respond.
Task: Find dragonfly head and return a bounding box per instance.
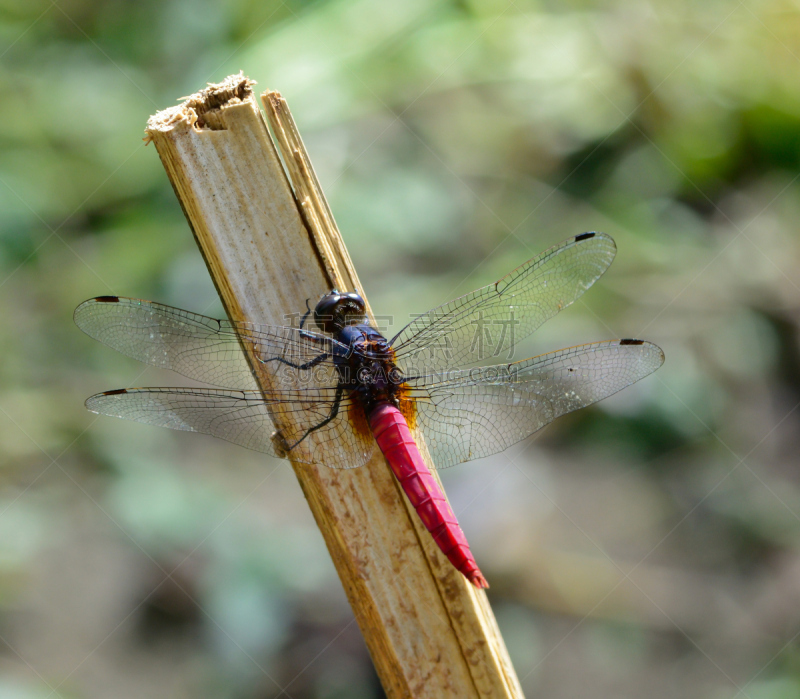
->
[314,290,367,333]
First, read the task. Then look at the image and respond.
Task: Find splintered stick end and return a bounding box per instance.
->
[146,72,256,139]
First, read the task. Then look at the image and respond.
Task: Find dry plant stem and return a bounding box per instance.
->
[260,91,357,296]
[145,73,523,699]
[262,88,523,690]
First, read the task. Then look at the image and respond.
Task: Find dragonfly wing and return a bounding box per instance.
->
[86,387,375,470]
[391,232,616,374]
[403,339,664,469]
[74,296,349,390]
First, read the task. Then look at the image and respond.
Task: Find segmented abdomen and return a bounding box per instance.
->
[368,402,489,589]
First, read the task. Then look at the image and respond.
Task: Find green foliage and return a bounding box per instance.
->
[2,0,800,697]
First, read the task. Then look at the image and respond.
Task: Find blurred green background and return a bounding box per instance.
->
[2,0,800,697]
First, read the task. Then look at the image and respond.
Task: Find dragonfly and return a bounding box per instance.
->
[74,232,664,588]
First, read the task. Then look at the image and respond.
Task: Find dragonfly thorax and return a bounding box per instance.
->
[334,325,404,412]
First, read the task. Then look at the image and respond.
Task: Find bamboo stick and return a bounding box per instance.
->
[145,73,523,698]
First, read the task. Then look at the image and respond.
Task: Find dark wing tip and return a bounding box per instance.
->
[86,388,129,414]
[573,231,616,252]
[74,296,121,327]
[620,339,665,369]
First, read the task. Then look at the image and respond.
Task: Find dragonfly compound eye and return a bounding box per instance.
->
[314,291,366,332]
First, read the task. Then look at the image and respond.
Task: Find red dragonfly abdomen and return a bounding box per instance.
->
[368,402,489,589]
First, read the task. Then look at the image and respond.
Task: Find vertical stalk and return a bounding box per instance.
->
[145,73,522,698]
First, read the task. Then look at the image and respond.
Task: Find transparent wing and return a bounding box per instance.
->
[391,232,616,374]
[74,296,350,390]
[402,339,664,469]
[76,296,375,468]
[86,387,375,470]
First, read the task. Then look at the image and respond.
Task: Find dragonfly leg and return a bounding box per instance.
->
[262,351,330,371]
[291,299,327,341]
[298,298,312,329]
[298,328,324,342]
[286,384,344,450]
